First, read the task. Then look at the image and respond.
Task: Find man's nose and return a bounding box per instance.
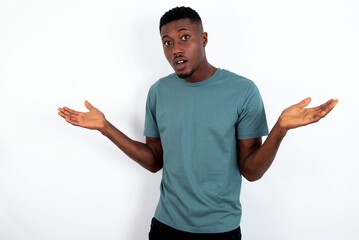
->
[172,41,183,56]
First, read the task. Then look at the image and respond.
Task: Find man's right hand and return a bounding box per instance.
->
[58,101,106,130]
[58,100,163,172]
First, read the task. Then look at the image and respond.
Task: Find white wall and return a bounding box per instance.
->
[0,0,358,239]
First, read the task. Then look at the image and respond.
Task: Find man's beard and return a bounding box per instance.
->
[177,68,194,79]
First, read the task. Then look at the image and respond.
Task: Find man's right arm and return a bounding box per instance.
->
[100,121,163,172]
[58,100,163,173]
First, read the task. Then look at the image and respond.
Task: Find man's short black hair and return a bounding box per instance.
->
[159,6,202,31]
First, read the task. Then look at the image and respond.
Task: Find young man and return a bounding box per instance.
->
[58,6,338,240]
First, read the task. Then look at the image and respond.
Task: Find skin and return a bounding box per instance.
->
[58,18,339,181]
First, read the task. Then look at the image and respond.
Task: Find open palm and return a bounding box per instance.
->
[58,101,106,130]
[279,97,338,130]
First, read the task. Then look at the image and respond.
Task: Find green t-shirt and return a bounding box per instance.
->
[144,68,268,233]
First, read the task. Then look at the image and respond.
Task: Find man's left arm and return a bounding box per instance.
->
[238,97,338,181]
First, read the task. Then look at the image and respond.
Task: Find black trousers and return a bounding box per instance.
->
[149,218,242,240]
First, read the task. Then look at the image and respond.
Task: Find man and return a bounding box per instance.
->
[58,6,338,240]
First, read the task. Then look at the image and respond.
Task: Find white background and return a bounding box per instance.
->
[0,0,358,239]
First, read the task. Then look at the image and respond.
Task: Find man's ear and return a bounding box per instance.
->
[202,32,208,47]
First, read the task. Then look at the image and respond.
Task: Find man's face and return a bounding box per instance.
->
[160,18,207,80]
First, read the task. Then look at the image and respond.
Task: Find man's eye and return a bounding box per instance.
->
[181,35,190,41]
[163,41,172,46]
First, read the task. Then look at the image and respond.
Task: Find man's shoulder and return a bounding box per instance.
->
[218,68,255,87]
[152,73,177,87]
[147,73,177,97]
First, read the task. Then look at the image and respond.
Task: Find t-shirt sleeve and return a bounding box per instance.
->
[144,86,160,138]
[236,81,269,139]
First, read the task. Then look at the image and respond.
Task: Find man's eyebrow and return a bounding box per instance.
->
[178,28,189,32]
